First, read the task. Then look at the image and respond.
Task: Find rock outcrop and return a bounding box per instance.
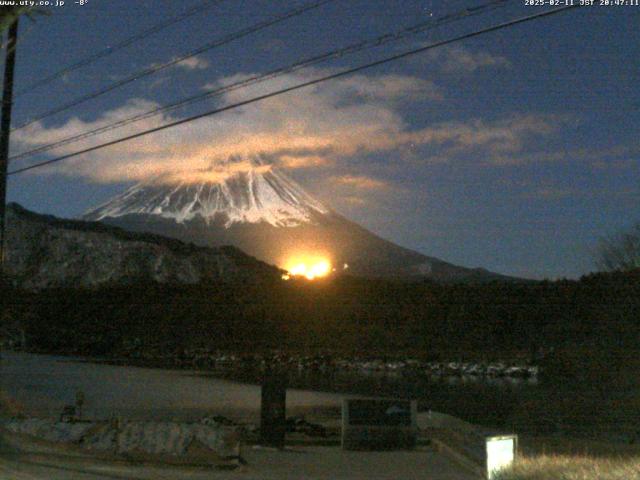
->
[4,203,280,289]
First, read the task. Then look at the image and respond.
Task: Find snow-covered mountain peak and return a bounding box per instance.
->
[83,165,330,228]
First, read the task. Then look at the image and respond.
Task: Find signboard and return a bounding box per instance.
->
[486,435,517,479]
[260,372,287,449]
[342,398,417,450]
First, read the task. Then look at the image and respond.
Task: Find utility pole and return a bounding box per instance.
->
[0,18,19,278]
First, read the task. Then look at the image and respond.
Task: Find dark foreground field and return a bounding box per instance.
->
[2,270,639,440]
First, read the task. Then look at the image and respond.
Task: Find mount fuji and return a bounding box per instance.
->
[83,163,506,282]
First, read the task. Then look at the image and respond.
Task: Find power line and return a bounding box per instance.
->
[10,0,510,162]
[14,0,225,97]
[8,5,580,177]
[12,0,337,132]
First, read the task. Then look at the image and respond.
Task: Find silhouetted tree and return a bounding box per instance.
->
[597,223,640,272]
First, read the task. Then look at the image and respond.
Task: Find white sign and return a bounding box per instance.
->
[486,435,516,479]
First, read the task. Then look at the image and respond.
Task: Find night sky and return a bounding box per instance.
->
[5,0,639,279]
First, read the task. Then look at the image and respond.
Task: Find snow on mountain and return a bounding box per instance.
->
[82,160,513,282]
[84,167,329,228]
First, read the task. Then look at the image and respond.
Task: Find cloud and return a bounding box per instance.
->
[426,45,510,74]
[342,195,367,206]
[148,76,171,90]
[412,115,555,153]
[12,68,557,185]
[487,143,638,167]
[279,155,331,169]
[332,174,389,190]
[11,69,440,183]
[204,68,442,104]
[174,56,210,70]
[144,55,210,74]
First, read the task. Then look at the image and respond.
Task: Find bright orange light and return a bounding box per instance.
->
[284,257,332,280]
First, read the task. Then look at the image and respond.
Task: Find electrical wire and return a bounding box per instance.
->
[10,0,510,162]
[14,0,226,97]
[12,0,337,132]
[8,4,580,177]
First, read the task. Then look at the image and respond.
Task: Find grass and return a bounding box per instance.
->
[494,454,640,480]
[493,436,640,480]
[520,435,640,458]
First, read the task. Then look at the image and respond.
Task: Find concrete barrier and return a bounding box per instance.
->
[421,411,517,479]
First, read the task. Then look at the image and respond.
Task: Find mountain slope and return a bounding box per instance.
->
[84,165,509,282]
[5,203,280,290]
[85,168,329,228]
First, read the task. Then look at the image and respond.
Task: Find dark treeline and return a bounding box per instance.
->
[2,270,639,379]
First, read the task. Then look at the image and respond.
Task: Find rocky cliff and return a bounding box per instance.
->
[4,203,280,289]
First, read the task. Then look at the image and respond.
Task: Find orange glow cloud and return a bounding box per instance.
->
[11,67,563,184]
[334,174,389,190]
